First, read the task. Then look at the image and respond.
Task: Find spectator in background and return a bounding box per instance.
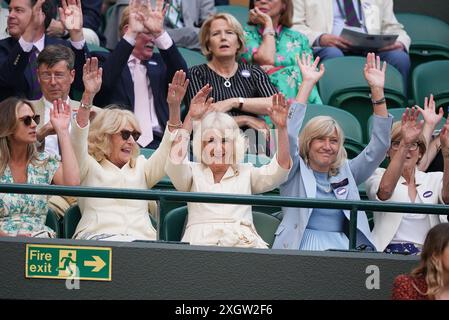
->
[0,0,88,101]
[292,0,411,91]
[392,223,449,300]
[215,0,229,5]
[241,0,322,130]
[46,0,103,46]
[0,97,79,237]
[94,0,187,149]
[103,0,215,51]
[30,45,101,217]
[0,1,8,39]
[366,109,449,255]
[186,13,278,153]
[273,53,392,251]
[71,68,185,241]
[166,87,291,248]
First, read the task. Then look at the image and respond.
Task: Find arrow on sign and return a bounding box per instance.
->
[84,256,106,272]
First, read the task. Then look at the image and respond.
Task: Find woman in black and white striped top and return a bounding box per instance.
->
[185,13,278,133]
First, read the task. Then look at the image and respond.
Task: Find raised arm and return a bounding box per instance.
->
[417,95,444,171]
[439,117,449,203]
[377,108,423,201]
[268,93,291,169]
[249,7,276,66]
[51,99,80,186]
[364,53,388,118]
[60,0,85,42]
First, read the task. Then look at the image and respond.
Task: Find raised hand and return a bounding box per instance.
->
[364,53,386,89]
[296,53,325,84]
[23,0,45,42]
[60,0,83,32]
[189,84,213,121]
[142,0,168,37]
[128,0,146,35]
[249,7,272,28]
[167,70,189,107]
[269,93,289,129]
[401,107,424,145]
[417,94,444,128]
[50,99,71,134]
[82,58,103,96]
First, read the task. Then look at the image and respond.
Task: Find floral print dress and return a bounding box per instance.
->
[0,153,59,237]
[241,25,322,114]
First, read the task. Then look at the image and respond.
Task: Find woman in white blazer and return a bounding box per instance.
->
[272,52,392,251]
[366,110,449,254]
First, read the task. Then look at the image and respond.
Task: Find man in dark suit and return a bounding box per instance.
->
[94,0,187,149]
[0,0,88,101]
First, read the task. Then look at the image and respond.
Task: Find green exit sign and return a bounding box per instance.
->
[26,244,112,281]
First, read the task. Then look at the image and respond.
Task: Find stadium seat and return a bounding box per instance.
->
[318,56,407,143]
[216,5,249,26]
[396,13,449,65]
[161,206,280,247]
[45,208,62,238]
[87,43,110,53]
[178,47,207,68]
[63,205,81,239]
[412,60,449,117]
[140,148,155,158]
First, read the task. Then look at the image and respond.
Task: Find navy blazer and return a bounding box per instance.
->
[0,36,89,101]
[93,37,188,134]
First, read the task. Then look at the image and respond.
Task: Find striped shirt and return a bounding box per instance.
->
[185,63,278,117]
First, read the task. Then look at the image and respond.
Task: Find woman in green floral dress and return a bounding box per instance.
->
[240,0,322,116]
[0,98,79,237]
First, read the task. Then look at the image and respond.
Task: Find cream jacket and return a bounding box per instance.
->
[292,0,411,50]
[366,167,447,251]
[71,118,175,239]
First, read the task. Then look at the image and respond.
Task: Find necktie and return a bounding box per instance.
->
[29,46,42,100]
[343,0,361,27]
[130,59,153,147]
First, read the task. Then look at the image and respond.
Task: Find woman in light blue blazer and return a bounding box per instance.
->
[272,53,393,251]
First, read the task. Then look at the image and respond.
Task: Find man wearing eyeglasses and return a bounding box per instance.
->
[30,44,101,217]
[0,0,89,101]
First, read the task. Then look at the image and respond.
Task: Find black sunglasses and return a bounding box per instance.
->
[19,115,40,126]
[120,130,141,141]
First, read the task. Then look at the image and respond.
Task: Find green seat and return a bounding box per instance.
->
[45,208,62,238]
[63,205,81,239]
[244,153,271,167]
[318,56,407,143]
[412,60,449,117]
[140,148,155,158]
[215,5,249,26]
[87,43,110,53]
[177,47,207,68]
[161,206,281,247]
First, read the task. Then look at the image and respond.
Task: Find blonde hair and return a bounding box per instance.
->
[119,6,131,37]
[0,98,42,176]
[299,116,347,176]
[192,112,246,168]
[199,13,246,61]
[390,121,427,160]
[411,223,449,298]
[88,106,141,167]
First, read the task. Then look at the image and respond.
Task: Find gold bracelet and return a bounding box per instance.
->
[167,121,183,129]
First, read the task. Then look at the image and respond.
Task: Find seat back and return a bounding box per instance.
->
[178,47,207,68]
[412,60,449,115]
[252,211,280,248]
[45,208,61,238]
[63,205,82,239]
[215,5,249,26]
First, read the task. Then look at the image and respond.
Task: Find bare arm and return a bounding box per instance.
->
[439,118,449,203]
[364,53,388,118]
[212,96,273,115]
[269,93,291,169]
[51,100,80,186]
[249,7,276,66]
[377,109,423,200]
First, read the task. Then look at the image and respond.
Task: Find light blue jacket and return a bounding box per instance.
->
[272,102,393,251]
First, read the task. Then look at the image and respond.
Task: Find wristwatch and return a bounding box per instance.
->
[79,101,92,110]
[238,97,244,110]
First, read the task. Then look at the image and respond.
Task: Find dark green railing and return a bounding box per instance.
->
[1,183,447,249]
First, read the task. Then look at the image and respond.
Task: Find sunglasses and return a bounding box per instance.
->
[120,130,141,141]
[19,115,40,126]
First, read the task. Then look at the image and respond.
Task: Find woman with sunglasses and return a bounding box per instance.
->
[70,65,187,241]
[0,97,79,237]
[366,111,449,254]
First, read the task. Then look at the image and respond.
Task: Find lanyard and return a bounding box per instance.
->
[336,0,363,25]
